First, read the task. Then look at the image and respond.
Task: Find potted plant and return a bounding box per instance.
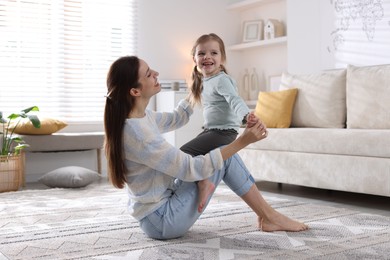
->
[0,106,41,192]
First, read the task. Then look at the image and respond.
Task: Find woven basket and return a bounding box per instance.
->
[0,154,25,192]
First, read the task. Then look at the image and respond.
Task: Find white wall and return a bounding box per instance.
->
[25,0,239,182]
[138,0,291,95]
[137,0,240,84]
[35,0,383,182]
[287,0,390,74]
[232,0,287,92]
[287,0,322,74]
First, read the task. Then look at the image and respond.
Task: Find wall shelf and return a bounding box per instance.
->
[228,36,287,51]
[226,0,283,12]
[227,0,287,93]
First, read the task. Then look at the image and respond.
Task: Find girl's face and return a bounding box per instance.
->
[137,59,161,98]
[193,40,223,78]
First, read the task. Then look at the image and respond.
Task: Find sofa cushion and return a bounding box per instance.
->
[238,128,390,158]
[346,64,390,129]
[254,88,298,128]
[280,70,346,128]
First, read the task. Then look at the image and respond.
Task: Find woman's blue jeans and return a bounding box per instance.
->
[139,153,255,240]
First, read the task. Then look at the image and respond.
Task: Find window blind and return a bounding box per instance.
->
[0,0,137,123]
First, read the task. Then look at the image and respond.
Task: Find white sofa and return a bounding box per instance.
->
[238,64,390,197]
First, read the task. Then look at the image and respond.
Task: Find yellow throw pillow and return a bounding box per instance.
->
[8,117,67,135]
[255,88,298,128]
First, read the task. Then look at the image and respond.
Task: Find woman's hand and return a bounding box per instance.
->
[241,119,268,145]
[220,118,267,160]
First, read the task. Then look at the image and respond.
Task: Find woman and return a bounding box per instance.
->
[104,56,308,240]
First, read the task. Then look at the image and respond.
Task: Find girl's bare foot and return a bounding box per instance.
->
[257,213,309,232]
[197,180,215,213]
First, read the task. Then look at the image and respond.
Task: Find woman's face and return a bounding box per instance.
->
[137,59,161,98]
[193,40,223,78]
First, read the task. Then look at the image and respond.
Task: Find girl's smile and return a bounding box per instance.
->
[194,40,223,77]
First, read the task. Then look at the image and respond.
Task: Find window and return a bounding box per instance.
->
[0,0,137,126]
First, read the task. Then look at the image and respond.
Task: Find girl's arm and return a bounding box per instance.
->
[217,77,250,120]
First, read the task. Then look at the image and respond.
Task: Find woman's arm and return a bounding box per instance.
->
[125,113,266,182]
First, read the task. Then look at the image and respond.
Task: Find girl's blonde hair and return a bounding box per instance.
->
[189,33,227,106]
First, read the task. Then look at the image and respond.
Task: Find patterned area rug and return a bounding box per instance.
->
[0,183,389,260]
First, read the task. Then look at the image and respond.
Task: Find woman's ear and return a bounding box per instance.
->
[130,88,141,97]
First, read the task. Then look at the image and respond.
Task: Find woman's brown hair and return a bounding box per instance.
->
[104,56,140,188]
[189,33,228,106]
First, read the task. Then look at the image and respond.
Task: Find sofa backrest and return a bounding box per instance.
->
[279,69,347,128]
[346,64,390,129]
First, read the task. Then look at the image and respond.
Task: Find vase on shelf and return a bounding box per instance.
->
[241,69,250,101]
[249,68,259,100]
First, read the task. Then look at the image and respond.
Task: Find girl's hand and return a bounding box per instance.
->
[246,112,259,128]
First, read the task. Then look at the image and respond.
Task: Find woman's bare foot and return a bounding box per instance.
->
[197,180,215,213]
[258,212,309,232]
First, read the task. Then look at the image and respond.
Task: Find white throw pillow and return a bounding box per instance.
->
[39,166,101,188]
[346,64,390,129]
[280,69,346,128]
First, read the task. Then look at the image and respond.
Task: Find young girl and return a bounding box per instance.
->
[180,33,256,157]
[104,55,308,240]
[180,33,257,210]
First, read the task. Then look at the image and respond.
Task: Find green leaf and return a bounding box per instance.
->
[14,144,30,155]
[7,113,20,120]
[1,106,39,155]
[27,115,41,128]
[10,136,24,142]
[22,106,39,114]
[7,106,39,120]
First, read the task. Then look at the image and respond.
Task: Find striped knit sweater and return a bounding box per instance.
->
[123,99,224,220]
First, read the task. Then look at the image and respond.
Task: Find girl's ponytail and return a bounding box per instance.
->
[189,66,203,106]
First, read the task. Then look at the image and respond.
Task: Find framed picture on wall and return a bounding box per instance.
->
[242,20,263,42]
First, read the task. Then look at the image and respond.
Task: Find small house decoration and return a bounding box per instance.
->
[264,19,284,40]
